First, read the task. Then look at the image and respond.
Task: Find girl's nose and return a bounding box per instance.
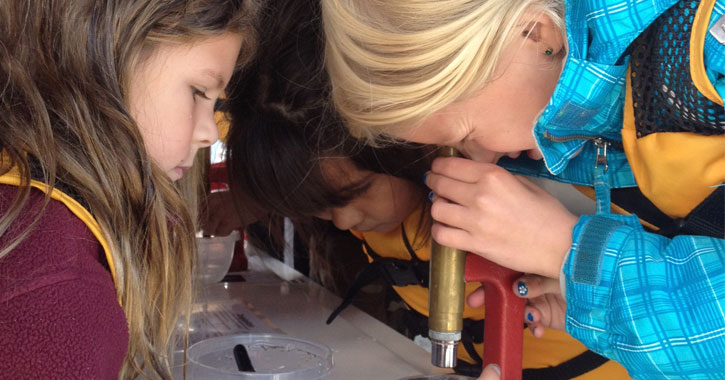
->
[330,209,359,231]
[196,111,221,148]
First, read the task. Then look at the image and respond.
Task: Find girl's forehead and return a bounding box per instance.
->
[321,157,363,177]
[320,157,377,185]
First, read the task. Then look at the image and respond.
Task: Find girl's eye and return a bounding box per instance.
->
[192,87,211,101]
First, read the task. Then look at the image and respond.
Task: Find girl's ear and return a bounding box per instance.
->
[521,13,565,55]
[522,21,543,42]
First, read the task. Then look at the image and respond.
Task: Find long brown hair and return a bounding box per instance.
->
[0,0,257,378]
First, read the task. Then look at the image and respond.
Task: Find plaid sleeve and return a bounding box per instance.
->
[562,214,725,379]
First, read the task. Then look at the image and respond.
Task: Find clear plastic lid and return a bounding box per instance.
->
[187,333,333,379]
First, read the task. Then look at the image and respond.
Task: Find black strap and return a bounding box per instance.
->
[326,257,428,323]
[451,337,609,379]
[362,239,384,260]
[522,350,610,380]
[665,185,724,238]
[610,187,673,231]
[400,227,430,287]
[400,303,430,338]
[327,232,430,324]
[454,361,485,378]
[462,317,485,344]
[611,185,724,238]
[455,348,611,379]
[456,318,608,379]
[401,224,423,263]
[453,318,485,376]
[326,260,386,324]
[363,237,429,288]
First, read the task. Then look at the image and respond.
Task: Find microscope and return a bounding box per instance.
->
[428,147,525,380]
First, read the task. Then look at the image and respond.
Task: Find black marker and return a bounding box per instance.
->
[233,344,255,372]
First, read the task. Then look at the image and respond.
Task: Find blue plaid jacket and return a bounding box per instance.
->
[499,0,725,378]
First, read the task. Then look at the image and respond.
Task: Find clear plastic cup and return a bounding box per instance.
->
[187,333,333,379]
[197,231,240,284]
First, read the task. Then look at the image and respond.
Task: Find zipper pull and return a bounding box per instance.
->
[592,138,612,214]
[594,138,609,172]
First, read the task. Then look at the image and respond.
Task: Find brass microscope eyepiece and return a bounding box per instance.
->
[428,146,466,368]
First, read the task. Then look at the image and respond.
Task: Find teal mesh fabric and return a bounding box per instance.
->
[630,0,725,137]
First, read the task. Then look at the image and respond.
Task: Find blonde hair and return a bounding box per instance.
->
[321,0,564,144]
[0,1,257,378]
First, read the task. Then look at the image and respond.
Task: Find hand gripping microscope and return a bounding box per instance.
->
[428,147,526,380]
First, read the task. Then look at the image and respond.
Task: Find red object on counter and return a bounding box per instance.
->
[465,254,525,380]
[208,162,247,271]
[209,162,230,192]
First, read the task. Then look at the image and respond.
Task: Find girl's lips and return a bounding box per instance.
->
[526,149,543,160]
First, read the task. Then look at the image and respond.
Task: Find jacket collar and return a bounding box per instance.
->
[530,0,678,177]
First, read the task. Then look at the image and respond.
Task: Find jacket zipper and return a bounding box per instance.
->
[543,131,622,172]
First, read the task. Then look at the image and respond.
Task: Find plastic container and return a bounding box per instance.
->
[197,230,240,284]
[187,333,333,379]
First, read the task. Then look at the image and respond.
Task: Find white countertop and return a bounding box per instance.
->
[173,245,450,380]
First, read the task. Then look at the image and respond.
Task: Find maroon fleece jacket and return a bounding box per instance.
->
[0,184,128,379]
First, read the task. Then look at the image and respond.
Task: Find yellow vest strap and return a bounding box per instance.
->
[0,170,118,296]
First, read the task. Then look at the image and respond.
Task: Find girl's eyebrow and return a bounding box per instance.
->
[200,68,225,88]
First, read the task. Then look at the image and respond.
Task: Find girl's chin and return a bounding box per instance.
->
[168,167,184,181]
[360,223,395,234]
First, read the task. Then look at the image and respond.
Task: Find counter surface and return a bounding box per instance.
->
[174,245,450,379]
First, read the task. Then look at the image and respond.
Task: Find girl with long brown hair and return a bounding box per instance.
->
[0,1,256,378]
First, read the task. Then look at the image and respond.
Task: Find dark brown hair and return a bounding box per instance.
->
[223,0,434,247]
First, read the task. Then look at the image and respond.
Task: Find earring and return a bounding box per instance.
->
[545,48,553,56]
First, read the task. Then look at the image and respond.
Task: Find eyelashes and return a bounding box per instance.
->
[192,87,211,100]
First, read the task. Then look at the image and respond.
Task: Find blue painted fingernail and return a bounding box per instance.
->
[517,281,528,296]
[423,172,428,184]
[527,312,534,322]
[428,191,434,201]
